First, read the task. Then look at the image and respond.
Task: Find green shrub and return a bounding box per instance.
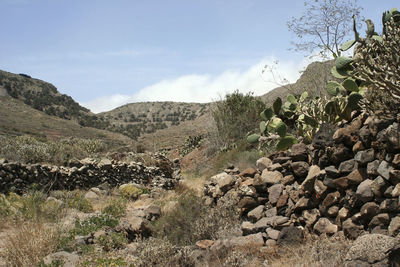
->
[119,184,144,200]
[97,232,128,251]
[60,190,93,213]
[212,90,266,148]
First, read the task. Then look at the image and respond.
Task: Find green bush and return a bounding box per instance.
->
[97,232,128,251]
[102,198,127,218]
[212,90,266,148]
[59,190,93,213]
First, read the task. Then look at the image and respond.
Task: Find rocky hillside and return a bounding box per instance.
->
[0,70,109,129]
[0,95,132,147]
[99,102,210,140]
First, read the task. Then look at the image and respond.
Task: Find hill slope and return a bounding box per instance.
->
[0,70,109,128]
[99,102,210,140]
[0,95,132,148]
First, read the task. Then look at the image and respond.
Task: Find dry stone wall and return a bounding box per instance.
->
[204,113,400,243]
[0,155,180,194]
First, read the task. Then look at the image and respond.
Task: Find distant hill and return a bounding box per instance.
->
[0,70,109,129]
[99,102,210,140]
[0,95,133,148]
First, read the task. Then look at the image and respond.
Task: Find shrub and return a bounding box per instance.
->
[154,192,240,246]
[212,90,266,148]
[97,232,128,251]
[119,184,144,200]
[59,190,93,213]
[102,198,126,218]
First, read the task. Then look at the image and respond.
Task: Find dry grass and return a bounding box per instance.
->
[2,221,61,267]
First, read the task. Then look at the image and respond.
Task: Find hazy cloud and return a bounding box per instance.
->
[82,56,316,113]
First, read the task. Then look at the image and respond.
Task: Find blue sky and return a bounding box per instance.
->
[0,0,398,113]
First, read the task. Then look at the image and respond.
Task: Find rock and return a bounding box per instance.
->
[254,170,283,191]
[277,226,304,246]
[344,234,398,266]
[268,163,282,172]
[333,116,363,146]
[265,207,278,218]
[377,123,400,152]
[333,177,349,190]
[238,197,258,211]
[84,190,99,200]
[300,165,321,194]
[43,251,80,267]
[384,186,394,198]
[312,123,336,148]
[346,169,366,185]
[342,218,364,239]
[265,239,277,247]
[388,216,400,236]
[239,168,257,178]
[302,209,320,227]
[390,170,400,185]
[294,197,311,212]
[331,145,353,165]
[354,149,375,166]
[266,228,280,240]
[291,161,310,178]
[247,205,265,222]
[273,156,291,164]
[380,199,399,212]
[268,184,284,205]
[325,166,340,178]
[327,206,339,217]
[314,179,328,198]
[211,173,235,192]
[371,176,386,197]
[276,193,289,209]
[256,157,272,171]
[367,160,379,177]
[393,154,400,167]
[392,184,400,197]
[337,207,349,222]
[355,179,374,203]
[359,125,372,146]
[338,159,358,174]
[368,213,390,229]
[313,218,338,235]
[377,161,393,181]
[288,143,308,162]
[98,158,112,169]
[321,191,341,209]
[144,205,161,221]
[360,202,379,221]
[117,216,153,240]
[281,175,295,185]
[196,240,214,249]
[352,141,365,153]
[241,221,256,235]
[254,216,289,231]
[229,233,264,247]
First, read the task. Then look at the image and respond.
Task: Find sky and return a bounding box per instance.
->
[0,0,398,113]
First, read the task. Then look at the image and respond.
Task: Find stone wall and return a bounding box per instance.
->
[0,156,180,194]
[204,113,400,241]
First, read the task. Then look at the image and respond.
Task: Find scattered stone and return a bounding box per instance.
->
[291,161,310,178]
[392,184,400,197]
[321,191,341,208]
[313,218,338,235]
[342,219,364,239]
[254,170,283,191]
[360,202,379,221]
[211,173,235,192]
[327,206,339,217]
[338,159,358,174]
[247,205,265,222]
[368,213,390,230]
[367,160,379,177]
[239,168,257,178]
[196,240,214,249]
[347,169,366,185]
[268,184,284,205]
[229,233,264,247]
[388,216,400,237]
[266,228,280,240]
[288,143,308,162]
[256,157,272,171]
[355,179,374,203]
[377,161,393,181]
[277,226,304,245]
[276,193,289,209]
[294,197,311,212]
[325,166,340,178]
[300,165,321,194]
[281,175,295,185]
[84,190,99,200]
[354,149,375,166]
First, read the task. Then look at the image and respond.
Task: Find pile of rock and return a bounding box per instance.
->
[0,155,180,194]
[204,113,400,243]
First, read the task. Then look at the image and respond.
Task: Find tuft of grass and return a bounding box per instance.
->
[119,184,145,200]
[2,221,61,267]
[56,190,94,213]
[102,197,127,218]
[97,232,128,251]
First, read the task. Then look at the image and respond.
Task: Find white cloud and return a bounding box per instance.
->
[82,56,318,113]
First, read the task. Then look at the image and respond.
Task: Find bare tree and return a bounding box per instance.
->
[287,0,362,58]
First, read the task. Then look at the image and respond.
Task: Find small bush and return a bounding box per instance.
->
[97,232,128,251]
[58,190,93,213]
[119,184,144,200]
[102,198,126,218]
[154,192,240,246]
[72,214,119,236]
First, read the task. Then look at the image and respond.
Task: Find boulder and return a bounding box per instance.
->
[344,234,398,266]
[210,173,235,192]
[288,143,308,162]
[254,170,283,191]
[247,205,264,222]
[338,159,358,174]
[355,179,374,203]
[266,228,280,240]
[354,149,375,166]
[277,226,304,246]
[291,161,310,178]
[239,168,257,178]
[377,161,393,181]
[229,233,264,247]
[388,216,400,237]
[342,219,364,239]
[268,184,284,205]
[256,157,272,171]
[300,165,321,194]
